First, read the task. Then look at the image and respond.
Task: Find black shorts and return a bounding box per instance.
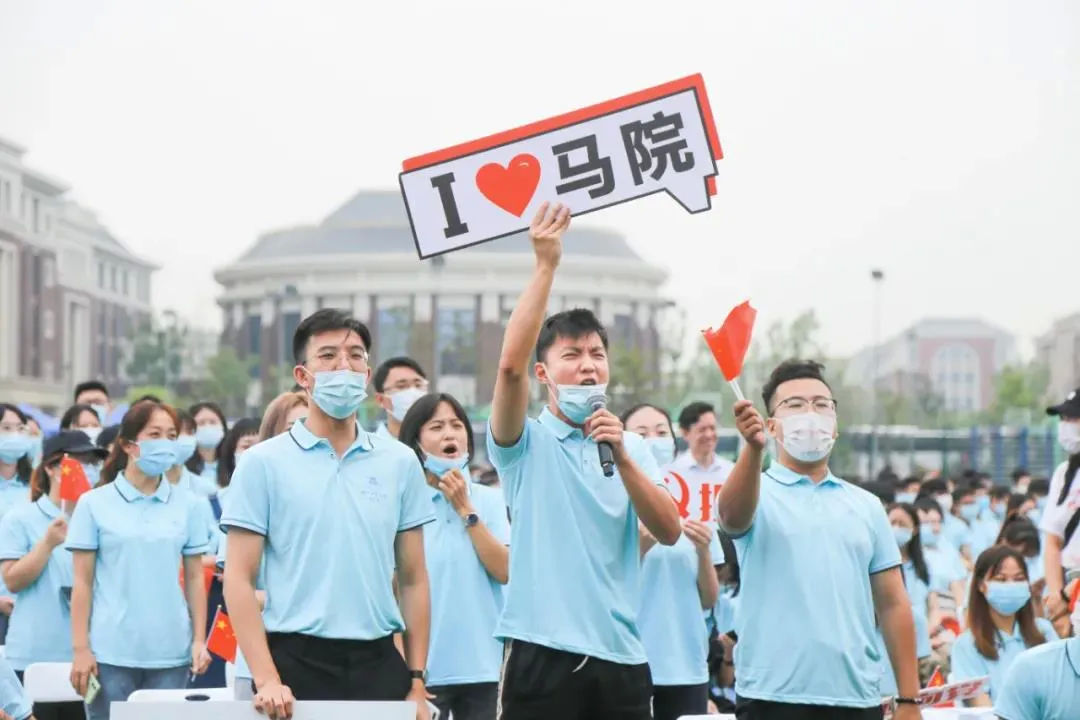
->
[428,682,497,720]
[735,696,884,720]
[266,632,411,701]
[652,683,708,720]
[497,639,652,720]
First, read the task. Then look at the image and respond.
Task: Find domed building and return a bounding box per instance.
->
[214,190,672,407]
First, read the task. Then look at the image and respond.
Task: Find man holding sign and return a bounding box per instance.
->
[487,201,681,720]
[717,360,921,720]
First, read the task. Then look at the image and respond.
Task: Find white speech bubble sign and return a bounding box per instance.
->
[111,700,417,720]
[399,74,723,259]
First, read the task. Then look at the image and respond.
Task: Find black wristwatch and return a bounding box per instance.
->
[463,512,480,527]
[894,696,918,707]
[409,669,426,682]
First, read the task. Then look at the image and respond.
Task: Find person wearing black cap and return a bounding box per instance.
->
[0,430,105,720]
[1042,388,1080,638]
[96,425,120,457]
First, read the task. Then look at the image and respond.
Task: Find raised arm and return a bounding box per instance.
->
[716,401,766,534]
[489,202,570,447]
[2,515,67,592]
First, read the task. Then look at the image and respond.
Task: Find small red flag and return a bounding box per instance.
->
[59,456,92,502]
[177,563,216,597]
[702,301,757,382]
[206,607,238,663]
[926,666,945,688]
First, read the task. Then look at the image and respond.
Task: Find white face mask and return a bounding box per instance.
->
[389,387,427,422]
[935,493,954,513]
[1059,422,1080,455]
[776,412,836,463]
[80,427,103,444]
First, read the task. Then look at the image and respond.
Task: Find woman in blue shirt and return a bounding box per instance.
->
[66,401,213,720]
[185,401,229,497]
[887,503,938,624]
[949,545,1058,706]
[0,403,34,644]
[397,393,509,720]
[623,403,721,720]
[0,430,104,720]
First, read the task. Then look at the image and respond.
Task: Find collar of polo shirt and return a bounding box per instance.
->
[288,417,373,453]
[36,493,61,518]
[765,463,841,487]
[113,471,172,503]
[538,407,581,440]
[1067,637,1080,677]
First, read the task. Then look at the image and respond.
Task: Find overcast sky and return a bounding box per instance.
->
[2,0,1077,359]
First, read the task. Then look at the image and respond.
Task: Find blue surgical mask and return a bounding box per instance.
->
[309,369,369,420]
[1026,508,1041,524]
[976,495,991,513]
[389,388,427,422]
[134,438,175,477]
[423,453,470,478]
[173,435,198,465]
[895,492,916,504]
[959,504,980,522]
[83,463,102,488]
[552,383,607,425]
[195,424,224,449]
[645,436,676,467]
[920,524,939,547]
[984,581,1031,615]
[893,527,913,547]
[0,432,31,464]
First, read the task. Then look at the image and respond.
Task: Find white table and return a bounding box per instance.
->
[111,700,418,720]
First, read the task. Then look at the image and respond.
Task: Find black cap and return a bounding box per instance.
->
[42,431,108,461]
[97,424,120,449]
[1047,389,1080,419]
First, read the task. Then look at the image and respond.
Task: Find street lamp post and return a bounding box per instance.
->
[869,269,884,480]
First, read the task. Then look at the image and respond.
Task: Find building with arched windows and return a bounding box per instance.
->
[844,318,1019,413]
[214,190,674,407]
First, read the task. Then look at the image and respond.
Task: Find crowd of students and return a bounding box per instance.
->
[0,202,1077,720]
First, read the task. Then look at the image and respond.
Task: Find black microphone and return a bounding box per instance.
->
[589,393,616,477]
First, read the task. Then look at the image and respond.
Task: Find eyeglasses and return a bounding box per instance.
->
[389,380,430,393]
[773,396,838,415]
[308,347,370,371]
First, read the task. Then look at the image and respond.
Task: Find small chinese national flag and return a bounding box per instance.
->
[926,666,945,688]
[207,607,238,663]
[702,301,756,382]
[59,456,92,502]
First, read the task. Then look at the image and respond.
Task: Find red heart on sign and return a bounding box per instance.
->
[475,154,541,217]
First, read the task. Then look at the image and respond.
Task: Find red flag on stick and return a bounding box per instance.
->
[702,301,757,400]
[206,606,238,663]
[59,456,92,502]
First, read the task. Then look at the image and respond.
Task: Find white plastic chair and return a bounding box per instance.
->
[23,662,83,703]
[127,687,234,702]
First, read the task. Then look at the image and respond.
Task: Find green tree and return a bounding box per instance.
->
[126,319,185,388]
[984,363,1050,425]
[200,348,257,417]
[609,344,654,410]
[125,385,174,404]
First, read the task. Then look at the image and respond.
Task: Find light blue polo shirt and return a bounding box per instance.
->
[996,637,1080,720]
[638,530,723,685]
[0,495,74,669]
[942,513,971,549]
[727,463,902,707]
[969,514,1001,557]
[220,419,435,640]
[487,407,663,664]
[949,617,1058,700]
[901,561,931,620]
[923,540,967,594]
[708,591,739,637]
[0,654,31,720]
[65,472,212,668]
[0,475,30,517]
[425,480,510,686]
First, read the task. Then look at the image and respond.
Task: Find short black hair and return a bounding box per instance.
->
[918,478,950,498]
[132,393,162,405]
[73,380,109,402]
[1028,478,1050,496]
[677,401,715,432]
[990,487,1011,501]
[292,308,372,365]
[535,308,608,363]
[953,486,975,502]
[762,359,831,413]
[397,393,475,464]
[60,404,99,430]
[1011,468,1030,481]
[914,496,944,518]
[373,357,427,394]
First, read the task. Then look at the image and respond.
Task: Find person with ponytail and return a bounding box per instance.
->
[949,545,1058,706]
[887,503,938,623]
[65,401,213,720]
[1042,388,1080,637]
[0,431,104,720]
[396,393,508,720]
